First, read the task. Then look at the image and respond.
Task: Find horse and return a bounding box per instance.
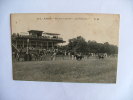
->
[74,54,84,60]
[98,54,104,59]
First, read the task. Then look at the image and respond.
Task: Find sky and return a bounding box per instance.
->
[11,13,120,46]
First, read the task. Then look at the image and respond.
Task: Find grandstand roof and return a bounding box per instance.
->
[28,30,43,32]
[43,32,60,35]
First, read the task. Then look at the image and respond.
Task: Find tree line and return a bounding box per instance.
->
[58,36,118,55]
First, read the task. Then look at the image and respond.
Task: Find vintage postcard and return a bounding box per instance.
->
[11,13,120,83]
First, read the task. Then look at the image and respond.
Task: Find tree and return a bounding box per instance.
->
[60,36,118,55]
[68,36,88,54]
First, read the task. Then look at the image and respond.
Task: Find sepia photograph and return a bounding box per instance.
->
[11,13,120,83]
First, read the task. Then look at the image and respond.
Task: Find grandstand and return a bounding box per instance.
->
[12,30,65,61]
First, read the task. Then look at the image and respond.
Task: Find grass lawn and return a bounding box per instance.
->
[13,57,117,83]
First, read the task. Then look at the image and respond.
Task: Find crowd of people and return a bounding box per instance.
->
[12,48,108,62]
